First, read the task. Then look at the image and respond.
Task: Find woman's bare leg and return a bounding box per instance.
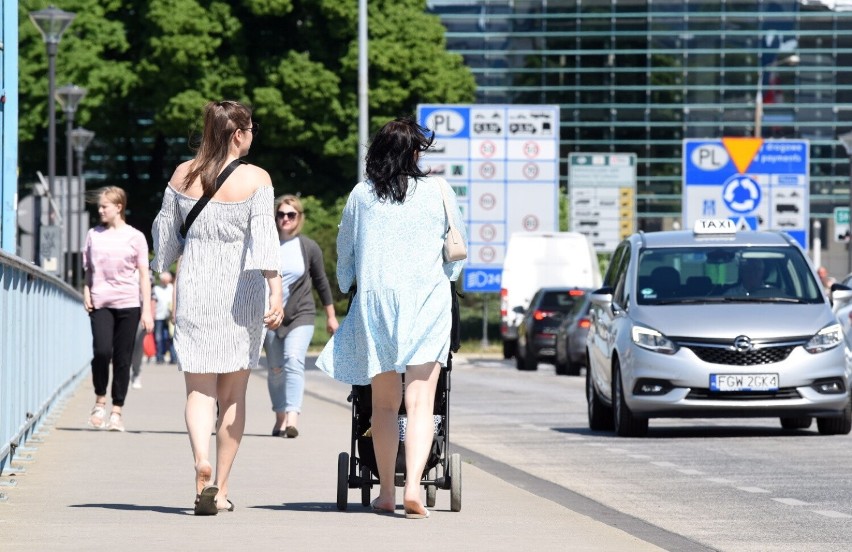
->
[402,362,440,515]
[184,373,218,494]
[213,369,251,508]
[370,370,403,511]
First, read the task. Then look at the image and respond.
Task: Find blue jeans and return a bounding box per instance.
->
[154,319,177,362]
[263,324,314,413]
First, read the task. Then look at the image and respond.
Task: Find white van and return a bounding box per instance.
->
[500,232,602,358]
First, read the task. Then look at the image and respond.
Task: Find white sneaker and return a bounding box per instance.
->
[131,376,142,389]
[87,403,107,429]
[107,412,125,432]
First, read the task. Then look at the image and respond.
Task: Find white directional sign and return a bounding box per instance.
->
[418,104,561,292]
[569,153,637,253]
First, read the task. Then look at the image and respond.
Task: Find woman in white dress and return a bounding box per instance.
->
[316,117,465,519]
[151,100,284,515]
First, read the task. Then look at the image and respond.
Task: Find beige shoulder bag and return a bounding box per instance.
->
[437,180,467,262]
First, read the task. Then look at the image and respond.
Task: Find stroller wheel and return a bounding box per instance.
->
[426,467,437,508]
[449,453,462,512]
[360,465,371,506]
[337,452,349,511]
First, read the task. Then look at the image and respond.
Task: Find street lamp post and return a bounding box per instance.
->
[56,84,86,283]
[838,131,852,274]
[29,5,75,273]
[754,54,800,138]
[70,127,95,288]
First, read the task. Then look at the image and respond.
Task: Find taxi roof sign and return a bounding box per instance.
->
[693,219,737,235]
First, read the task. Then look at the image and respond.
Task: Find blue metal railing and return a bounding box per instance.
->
[1,251,91,475]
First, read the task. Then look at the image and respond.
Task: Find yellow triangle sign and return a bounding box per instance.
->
[722,137,763,174]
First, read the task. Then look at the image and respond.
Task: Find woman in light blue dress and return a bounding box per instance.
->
[316,117,465,519]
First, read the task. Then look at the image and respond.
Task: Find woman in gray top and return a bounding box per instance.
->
[264,194,338,438]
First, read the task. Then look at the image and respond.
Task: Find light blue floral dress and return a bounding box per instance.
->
[315,175,466,385]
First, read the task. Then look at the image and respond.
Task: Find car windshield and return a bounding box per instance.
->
[540,291,585,312]
[635,246,823,305]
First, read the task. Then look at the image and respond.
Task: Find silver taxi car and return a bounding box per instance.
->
[586,219,852,437]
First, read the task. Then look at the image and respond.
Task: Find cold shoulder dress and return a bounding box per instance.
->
[315,176,466,385]
[150,184,279,374]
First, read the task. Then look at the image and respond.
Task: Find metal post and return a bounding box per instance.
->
[812,220,821,269]
[47,41,58,274]
[75,150,85,288]
[848,159,852,275]
[481,296,490,349]
[64,112,74,282]
[754,70,763,138]
[357,0,368,181]
[70,126,95,288]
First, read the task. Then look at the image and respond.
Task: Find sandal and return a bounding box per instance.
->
[88,403,107,429]
[218,499,235,512]
[194,485,219,516]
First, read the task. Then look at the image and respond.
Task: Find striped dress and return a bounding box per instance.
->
[150,185,279,374]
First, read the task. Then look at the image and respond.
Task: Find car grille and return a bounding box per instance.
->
[687,345,794,365]
[686,388,802,401]
[675,337,807,366]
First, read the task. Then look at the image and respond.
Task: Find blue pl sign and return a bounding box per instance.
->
[683,138,809,248]
[464,268,502,292]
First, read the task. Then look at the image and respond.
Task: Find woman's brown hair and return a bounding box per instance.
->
[183,100,252,197]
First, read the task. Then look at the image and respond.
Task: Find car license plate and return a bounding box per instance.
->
[710,373,779,392]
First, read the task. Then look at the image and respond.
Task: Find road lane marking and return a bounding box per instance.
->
[651,461,678,468]
[773,498,813,506]
[812,510,852,518]
[737,486,770,493]
[678,469,704,475]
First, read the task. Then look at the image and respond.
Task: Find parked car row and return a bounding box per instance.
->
[514,287,590,374]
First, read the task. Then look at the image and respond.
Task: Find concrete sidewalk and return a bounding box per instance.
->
[0,358,664,552]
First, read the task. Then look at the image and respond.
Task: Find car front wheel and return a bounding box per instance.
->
[612,360,648,437]
[816,394,852,435]
[586,360,613,431]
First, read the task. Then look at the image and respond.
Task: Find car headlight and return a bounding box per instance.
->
[804,323,844,354]
[631,325,678,355]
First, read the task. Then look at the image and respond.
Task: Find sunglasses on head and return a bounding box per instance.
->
[276,211,299,221]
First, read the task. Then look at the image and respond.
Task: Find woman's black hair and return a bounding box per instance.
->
[365,116,434,203]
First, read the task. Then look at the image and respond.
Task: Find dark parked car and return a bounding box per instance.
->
[553,291,592,376]
[516,287,588,371]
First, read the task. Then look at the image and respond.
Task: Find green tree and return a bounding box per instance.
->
[18,0,476,233]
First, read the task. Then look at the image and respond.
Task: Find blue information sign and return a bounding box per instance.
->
[682,138,810,248]
[464,268,503,293]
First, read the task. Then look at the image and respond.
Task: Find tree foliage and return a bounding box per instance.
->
[18,0,476,236]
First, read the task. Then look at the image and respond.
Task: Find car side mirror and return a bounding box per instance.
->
[832,288,852,311]
[512,306,526,314]
[590,286,614,306]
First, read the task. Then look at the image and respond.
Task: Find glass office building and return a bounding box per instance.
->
[427,0,852,235]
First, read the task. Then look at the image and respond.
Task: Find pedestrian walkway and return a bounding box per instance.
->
[0,358,664,552]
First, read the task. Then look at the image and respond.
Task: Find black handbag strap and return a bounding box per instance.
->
[179,159,245,239]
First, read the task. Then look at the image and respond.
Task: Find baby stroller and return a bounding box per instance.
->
[335,282,462,512]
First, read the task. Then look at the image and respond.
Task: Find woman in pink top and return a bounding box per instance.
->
[83,186,154,431]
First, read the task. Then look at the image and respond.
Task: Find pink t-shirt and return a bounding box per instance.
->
[83,224,149,309]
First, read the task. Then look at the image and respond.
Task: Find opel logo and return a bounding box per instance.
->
[733,336,753,353]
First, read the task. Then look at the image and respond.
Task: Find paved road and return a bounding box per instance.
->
[0,355,672,552]
[449,355,852,552]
